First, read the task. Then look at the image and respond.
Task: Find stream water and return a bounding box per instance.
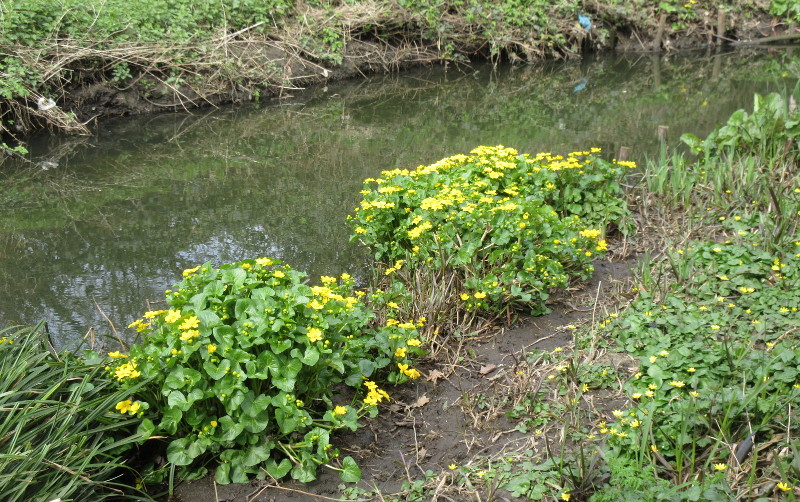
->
[1,49,797,347]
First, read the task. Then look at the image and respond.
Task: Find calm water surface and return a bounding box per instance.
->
[1,50,797,346]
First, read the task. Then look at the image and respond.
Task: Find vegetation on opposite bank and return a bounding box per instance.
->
[1,0,798,146]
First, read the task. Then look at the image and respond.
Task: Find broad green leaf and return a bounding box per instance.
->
[167,437,197,466]
[266,458,292,479]
[137,418,156,438]
[235,298,254,319]
[242,444,271,467]
[219,415,244,442]
[270,338,292,354]
[203,358,231,380]
[358,359,375,377]
[275,408,299,434]
[340,456,362,482]
[221,267,247,288]
[257,350,281,376]
[197,309,221,327]
[215,462,231,484]
[302,346,320,366]
[160,407,182,434]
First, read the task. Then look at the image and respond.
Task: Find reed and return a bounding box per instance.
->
[0,323,150,502]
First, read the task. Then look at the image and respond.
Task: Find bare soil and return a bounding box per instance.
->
[173,259,634,502]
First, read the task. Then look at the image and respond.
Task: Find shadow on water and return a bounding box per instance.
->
[1,48,798,347]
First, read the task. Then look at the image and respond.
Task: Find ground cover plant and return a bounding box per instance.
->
[319,93,800,502]
[110,258,425,487]
[0,323,150,502]
[584,90,800,501]
[350,145,633,352]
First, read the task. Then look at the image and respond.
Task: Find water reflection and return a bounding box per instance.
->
[0,49,797,347]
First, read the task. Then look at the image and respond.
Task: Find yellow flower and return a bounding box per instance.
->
[363,381,390,406]
[777,482,791,492]
[179,316,199,331]
[394,347,407,358]
[713,463,726,471]
[397,363,421,379]
[306,299,325,310]
[256,257,273,266]
[561,492,571,501]
[164,309,182,323]
[108,351,128,359]
[333,405,348,416]
[207,344,217,353]
[307,327,323,343]
[474,291,487,299]
[127,319,151,332]
[612,409,624,418]
[115,400,135,414]
[406,338,421,347]
[669,381,685,388]
[460,293,470,301]
[448,464,457,470]
[179,330,200,341]
[210,420,218,427]
[183,265,201,277]
[687,367,696,373]
[273,270,285,278]
[114,362,141,381]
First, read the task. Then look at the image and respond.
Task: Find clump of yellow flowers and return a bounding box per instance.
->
[109,257,425,484]
[351,145,632,317]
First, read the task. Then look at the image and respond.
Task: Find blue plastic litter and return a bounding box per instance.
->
[578,14,591,31]
[573,77,588,93]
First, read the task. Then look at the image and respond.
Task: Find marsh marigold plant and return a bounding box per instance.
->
[350,145,633,317]
[109,258,424,484]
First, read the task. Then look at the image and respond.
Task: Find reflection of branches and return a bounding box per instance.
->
[93,296,126,350]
